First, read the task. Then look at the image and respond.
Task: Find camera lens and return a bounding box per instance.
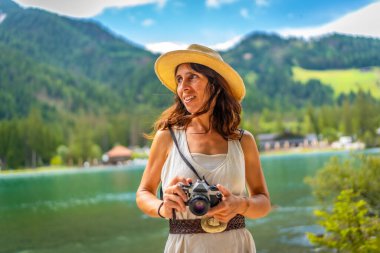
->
[188,195,210,216]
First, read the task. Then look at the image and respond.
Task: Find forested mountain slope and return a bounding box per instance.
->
[1,0,380,119]
[1,0,379,169]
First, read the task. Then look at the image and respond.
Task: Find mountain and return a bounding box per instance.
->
[1,0,380,168]
[1,0,380,119]
[223,32,380,111]
[0,0,171,120]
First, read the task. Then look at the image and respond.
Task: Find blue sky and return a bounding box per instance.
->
[12,0,380,52]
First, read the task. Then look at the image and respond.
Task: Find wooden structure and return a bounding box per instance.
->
[105,145,133,165]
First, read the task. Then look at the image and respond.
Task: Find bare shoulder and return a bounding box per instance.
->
[154,129,172,142]
[151,129,173,157]
[240,130,256,144]
[239,130,259,152]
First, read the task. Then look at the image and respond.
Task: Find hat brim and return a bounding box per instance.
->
[155,50,246,101]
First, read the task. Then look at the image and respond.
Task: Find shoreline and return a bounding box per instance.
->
[0,165,133,176]
[260,147,379,157]
[1,148,379,176]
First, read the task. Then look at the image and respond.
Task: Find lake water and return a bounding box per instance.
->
[1,149,378,253]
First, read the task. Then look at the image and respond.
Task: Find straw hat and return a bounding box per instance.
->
[154,44,246,101]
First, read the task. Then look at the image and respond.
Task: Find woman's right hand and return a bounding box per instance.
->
[160,176,192,219]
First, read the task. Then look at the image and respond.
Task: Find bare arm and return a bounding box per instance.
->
[136,130,170,217]
[136,129,191,218]
[239,130,271,218]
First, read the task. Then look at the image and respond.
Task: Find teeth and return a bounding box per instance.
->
[184,96,195,103]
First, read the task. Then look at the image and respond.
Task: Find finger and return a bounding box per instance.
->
[173,184,189,202]
[186,178,193,184]
[163,184,183,196]
[213,211,236,221]
[169,176,188,186]
[164,195,186,212]
[163,200,181,215]
[160,201,174,218]
[171,194,187,211]
[216,184,231,198]
[164,187,172,194]
[212,215,226,223]
[206,203,224,216]
[213,214,233,224]
[163,201,181,213]
[164,194,186,211]
[165,184,189,202]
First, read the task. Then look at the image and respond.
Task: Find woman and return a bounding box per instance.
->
[136,44,271,253]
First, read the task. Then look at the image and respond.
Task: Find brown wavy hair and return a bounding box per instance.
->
[149,63,242,140]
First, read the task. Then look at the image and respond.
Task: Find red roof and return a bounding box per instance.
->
[107,145,132,158]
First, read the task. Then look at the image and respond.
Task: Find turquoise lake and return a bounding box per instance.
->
[1,149,378,253]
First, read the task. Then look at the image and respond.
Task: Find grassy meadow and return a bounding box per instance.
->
[292,67,380,98]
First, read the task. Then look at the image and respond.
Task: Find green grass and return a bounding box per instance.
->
[292,67,380,98]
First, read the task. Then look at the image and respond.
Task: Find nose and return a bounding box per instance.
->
[178,78,191,92]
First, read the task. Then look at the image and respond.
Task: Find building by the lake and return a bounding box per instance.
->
[103,145,133,165]
[257,132,320,151]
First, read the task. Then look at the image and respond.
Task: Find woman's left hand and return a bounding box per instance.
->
[206,184,245,223]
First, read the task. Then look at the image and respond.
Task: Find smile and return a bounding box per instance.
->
[184,96,195,103]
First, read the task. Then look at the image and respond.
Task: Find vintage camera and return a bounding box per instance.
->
[180,180,223,216]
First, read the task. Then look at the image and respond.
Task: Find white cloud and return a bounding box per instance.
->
[206,0,237,8]
[210,35,244,51]
[278,1,380,39]
[240,8,249,19]
[142,19,155,27]
[255,0,269,7]
[12,0,166,18]
[145,35,244,53]
[145,42,189,54]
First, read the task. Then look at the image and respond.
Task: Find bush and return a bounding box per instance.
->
[50,155,63,166]
[306,154,380,252]
[307,189,380,252]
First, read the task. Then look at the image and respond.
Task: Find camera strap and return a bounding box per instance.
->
[160,127,245,221]
[158,126,205,201]
[168,126,209,184]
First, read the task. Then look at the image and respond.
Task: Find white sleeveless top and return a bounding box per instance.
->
[161,130,256,253]
[191,153,226,171]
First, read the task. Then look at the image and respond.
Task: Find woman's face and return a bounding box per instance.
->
[176,63,210,114]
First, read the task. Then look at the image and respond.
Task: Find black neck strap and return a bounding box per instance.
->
[168,126,209,184]
[160,127,244,220]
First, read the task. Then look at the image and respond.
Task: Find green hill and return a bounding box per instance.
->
[223,32,380,110]
[0,0,169,117]
[0,41,123,119]
[293,67,380,98]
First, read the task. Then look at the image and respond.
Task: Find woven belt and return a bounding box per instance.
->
[169,215,245,234]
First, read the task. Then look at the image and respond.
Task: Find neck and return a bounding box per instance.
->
[187,112,213,134]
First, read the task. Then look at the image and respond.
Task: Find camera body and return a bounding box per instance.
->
[180,180,223,216]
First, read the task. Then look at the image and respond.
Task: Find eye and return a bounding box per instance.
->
[190,74,198,80]
[176,76,183,84]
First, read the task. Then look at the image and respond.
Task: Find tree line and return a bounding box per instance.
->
[1,89,379,170]
[0,106,159,169]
